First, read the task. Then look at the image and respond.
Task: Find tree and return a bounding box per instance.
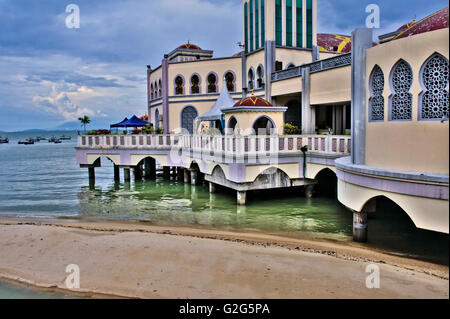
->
[78,115,91,133]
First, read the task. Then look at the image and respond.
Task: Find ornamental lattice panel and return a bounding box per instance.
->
[390,60,413,121]
[419,53,449,120]
[369,65,385,121]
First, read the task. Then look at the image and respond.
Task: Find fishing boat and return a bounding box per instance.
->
[48,137,58,143]
[0,136,9,144]
[53,139,62,144]
[59,135,72,140]
[18,139,34,145]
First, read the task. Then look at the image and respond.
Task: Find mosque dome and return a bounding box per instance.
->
[177,43,202,50]
[317,33,352,53]
[393,7,449,41]
[233,95,273,107]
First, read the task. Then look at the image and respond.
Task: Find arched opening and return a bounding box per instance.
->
[227,116,239,135]
[155,109,160,128]
[150,84,154,100]
[248,68,255,91]
[225,71,235,92]
[286,63,296,69]
[175,76,184,95]
[207,73,217,93]
[362,196,449,265]
[285,99,302,128]
[256,65,264,88]
[158,79,162,97]
[314,168,337,198]
[181,106,198,134]
[252,116,275,135]
[191,74,200,94]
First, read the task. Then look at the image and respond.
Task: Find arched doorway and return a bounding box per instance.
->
[253,116,275,135]
[181,106,198,134]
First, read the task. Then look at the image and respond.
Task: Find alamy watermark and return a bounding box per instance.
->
[65,264,80,289]
[366,4,380,29]
[65,4,80,29]
[365,264,380,289]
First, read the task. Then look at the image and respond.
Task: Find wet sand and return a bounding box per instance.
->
[0,220,448,299]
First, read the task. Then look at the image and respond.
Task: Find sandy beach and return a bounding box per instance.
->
[0,219,448,299]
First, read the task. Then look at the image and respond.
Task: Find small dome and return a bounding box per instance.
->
[394,7,449,41]
[178,43,202,50]
[233,95,273,107]
[317,33,352,53]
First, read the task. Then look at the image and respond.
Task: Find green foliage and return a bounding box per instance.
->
[122,130,128,135]
[205,127,222,136]
[283,123,301,135]
[154,127,164,134]
[142,124,154,134]
[78,115,91,132]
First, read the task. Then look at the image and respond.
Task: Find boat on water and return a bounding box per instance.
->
[59,135,71,140]
[0,137,9,144]
[18,139,34,145]
[53,139,62,144]
[49,137,62,144]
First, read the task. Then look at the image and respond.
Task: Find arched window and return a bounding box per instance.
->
[225,72,235,92]
[253,116,275,135]
[181,106,198,134]
[389,59,413,121]
[150,84,154,100]
[419,53,449,120]
[158,79,162,97]
[248,68,255,91]
[207,73,217,93]
[155,109,160,129]
[175,76,184,95]
[369,65,385,122]
[228,116,239,135]
[257,65,264,88]
[286,63,296,69]
[154,81,158,97]
[191,74,200,94]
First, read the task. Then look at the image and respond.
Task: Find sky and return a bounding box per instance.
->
[0,0,447,131]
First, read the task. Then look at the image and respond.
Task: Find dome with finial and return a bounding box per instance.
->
[178,41,202,50]
[394,7,449,40]
[233,93,273,107]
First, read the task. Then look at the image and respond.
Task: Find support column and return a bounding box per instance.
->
[88,167,95,181]
[209,182,216,194]
[237,191,247,206]
[144,158,156,179]
[124,168,131,182]
[305,184,314,198]
[264,41,276,103]
[184,169,191,184]
[134,166,142,180]
[114,165,120,182]
[301,67,312,134]
[351,28,373,165]
[177,167,184,181]
[353,211,368,243]
[190,170,198,186]
[162,55,170,134]
[163,167,171,180]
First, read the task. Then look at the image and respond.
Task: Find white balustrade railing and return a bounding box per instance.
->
[78,134,351,156]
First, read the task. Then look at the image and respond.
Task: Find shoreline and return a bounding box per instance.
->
[0,219,448,299]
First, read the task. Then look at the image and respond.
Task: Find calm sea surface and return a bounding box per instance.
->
[0,131,448,265]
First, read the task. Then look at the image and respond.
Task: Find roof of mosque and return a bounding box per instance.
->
[317,33,352,53]
[177,43,202,50]
[393,7,449,40]
[233,94,273,107]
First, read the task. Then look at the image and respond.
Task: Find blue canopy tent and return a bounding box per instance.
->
[110,117,129,128]
[110,116,152,129]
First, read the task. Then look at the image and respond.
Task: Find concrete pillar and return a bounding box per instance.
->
[237,191,247,206]
[241,46,247,98]
[353,211,368,243]
[88,167,95,181]
[190,170,198,186]
[144,158,156,179]
[114,165,120,182]
[162,55,170,134]
[305,185,314,198]
[124,168,131,182]
[134,166,142,180]
[301,67,312,134]
[163,167,171,180]
[177,167,184,181]
[209,182,216,194]
[351,28,373,165]
[264,41,276,103]
[184,169,191,184]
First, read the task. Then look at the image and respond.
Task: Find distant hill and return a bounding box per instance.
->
[19,129,49,133]
[54,121,82,131]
